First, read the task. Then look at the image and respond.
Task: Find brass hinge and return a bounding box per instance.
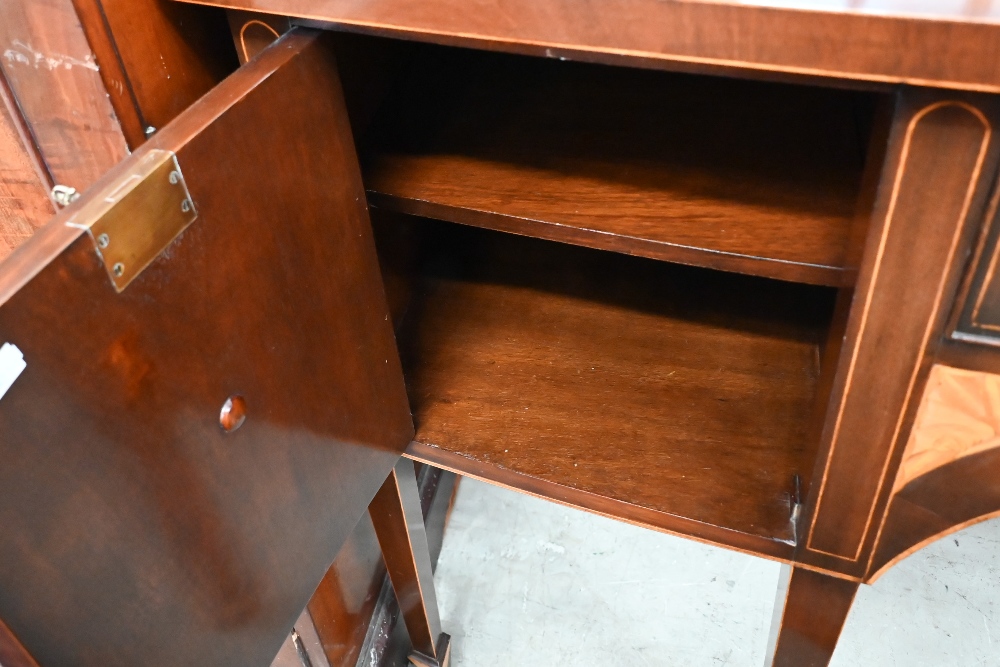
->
[66,149,197,292]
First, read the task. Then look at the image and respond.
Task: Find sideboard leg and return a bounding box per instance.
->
[764,565,859,667]
[369,458,451,667]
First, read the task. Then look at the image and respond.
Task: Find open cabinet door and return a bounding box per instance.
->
[0,30,413,667]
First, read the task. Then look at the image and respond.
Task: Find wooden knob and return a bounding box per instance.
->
[219,395,247,433]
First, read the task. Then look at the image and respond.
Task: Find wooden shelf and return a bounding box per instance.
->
[397,224,834,556]
[362,47,873,286]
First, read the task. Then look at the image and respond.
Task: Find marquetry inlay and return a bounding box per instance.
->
[893,364,1000,492]
[806,99,993,562]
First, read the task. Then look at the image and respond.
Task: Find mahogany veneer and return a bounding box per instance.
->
[180,0,1000,92]
[7,1,1000,663]
[363,47,871,286]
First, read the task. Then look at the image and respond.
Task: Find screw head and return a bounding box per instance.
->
[168,170,180,185]
[97,233,110,249]
[112,262,125,277]
[181,199,192,213]
[51,184,80,207]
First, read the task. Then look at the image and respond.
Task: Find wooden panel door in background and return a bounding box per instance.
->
[0,0,129,193]
[0,29,412,667]
[72,0,238,148]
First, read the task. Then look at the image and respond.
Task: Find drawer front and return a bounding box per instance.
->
[954,198,1000,344]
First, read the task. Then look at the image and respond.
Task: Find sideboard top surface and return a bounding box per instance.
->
[178,0,1000,92]
[726,0,1000,22]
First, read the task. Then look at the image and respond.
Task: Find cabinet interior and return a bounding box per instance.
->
[333,34,881,551]
[341,35,879,287]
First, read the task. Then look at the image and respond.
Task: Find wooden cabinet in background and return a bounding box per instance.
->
[0,0,233,261]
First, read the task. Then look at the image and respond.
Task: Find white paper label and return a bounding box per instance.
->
[0,343,26,400]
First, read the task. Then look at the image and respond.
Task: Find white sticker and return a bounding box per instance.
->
[0,343,26,400]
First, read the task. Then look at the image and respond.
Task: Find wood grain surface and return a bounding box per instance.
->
[398,222,833,553]
[0,0,127,191]
[0,30,412,667]
[767,566,860,667]
[228,10,291,63]
[175,0,1000,92]
[892,365,1000,491]
[72,0,237,147]
[870,445,1000,579]
[801,91,1000,575]
[363,47,870,286]
[306,512,388,667]
[0,74,52,261]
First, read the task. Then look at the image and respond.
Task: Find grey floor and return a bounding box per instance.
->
[434,479,1000,666]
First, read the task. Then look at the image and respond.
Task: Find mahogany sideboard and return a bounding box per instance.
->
[5,2,1000,666]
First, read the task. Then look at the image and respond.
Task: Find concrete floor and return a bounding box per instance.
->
[434,479,1000,666]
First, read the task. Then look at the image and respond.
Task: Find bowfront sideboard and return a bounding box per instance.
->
[3,2,1000,666]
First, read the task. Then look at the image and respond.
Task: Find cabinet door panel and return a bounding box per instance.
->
[0,30,412,667]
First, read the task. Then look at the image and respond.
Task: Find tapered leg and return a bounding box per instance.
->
[765,565,859,667]
[369,459,451,667]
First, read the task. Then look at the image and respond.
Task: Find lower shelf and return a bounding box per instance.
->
[396,223,833,557]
